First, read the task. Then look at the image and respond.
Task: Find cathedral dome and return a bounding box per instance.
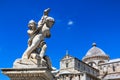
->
[82,43,109,62]
[85,43,107,57]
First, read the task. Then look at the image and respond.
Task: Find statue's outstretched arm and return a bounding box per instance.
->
[44,8,50,15]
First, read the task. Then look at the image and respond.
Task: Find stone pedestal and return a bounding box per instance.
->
[1,56,54,80]
[1,67,54,80]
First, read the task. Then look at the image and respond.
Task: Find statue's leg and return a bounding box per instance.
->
[39,44,47,63]
[22,34,43,59]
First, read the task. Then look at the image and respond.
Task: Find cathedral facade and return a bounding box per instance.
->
[53,43,120,80]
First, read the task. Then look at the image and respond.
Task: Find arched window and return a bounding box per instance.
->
[113,65,115,72]
[88,62,96,67]
[66,63,68,68]
[78,63,80,68]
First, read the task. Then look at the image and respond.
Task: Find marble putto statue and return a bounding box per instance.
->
[13,8,55,68]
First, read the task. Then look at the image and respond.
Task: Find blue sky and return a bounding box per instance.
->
[1,0,120,79]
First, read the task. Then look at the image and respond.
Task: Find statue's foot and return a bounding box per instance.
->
[30,53,38,59]
[41,58,46,62]
[22,54,28,59]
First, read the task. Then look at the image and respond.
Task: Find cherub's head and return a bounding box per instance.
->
[28,20,37,30]
[46,17,55,28]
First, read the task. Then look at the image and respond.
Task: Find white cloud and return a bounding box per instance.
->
[68,20,74,26]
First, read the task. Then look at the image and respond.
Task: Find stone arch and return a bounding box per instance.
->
[98,60,105,65]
